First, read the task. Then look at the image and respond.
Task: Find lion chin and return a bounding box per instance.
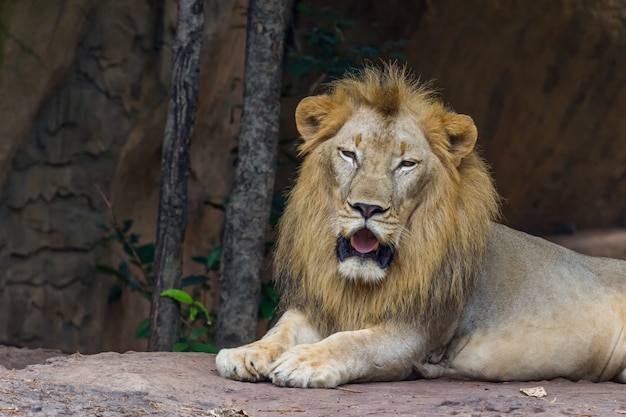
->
[337,258,387,283]
[335,229,394,283]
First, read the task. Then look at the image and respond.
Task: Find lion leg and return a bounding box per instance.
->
[215,309,321,382]
[269,324,422,388]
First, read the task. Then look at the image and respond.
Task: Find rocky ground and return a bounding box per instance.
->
[0,348,625,416]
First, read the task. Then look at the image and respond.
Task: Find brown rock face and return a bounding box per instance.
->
[402,0,626,234]
[0,0,244,353]
[1,0,625,353]
[1,0,166,353]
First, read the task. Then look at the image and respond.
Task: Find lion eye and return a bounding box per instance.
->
[398,160,418,170]
[339,149,357,164]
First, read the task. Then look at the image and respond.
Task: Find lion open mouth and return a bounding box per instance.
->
[336,228,394,269]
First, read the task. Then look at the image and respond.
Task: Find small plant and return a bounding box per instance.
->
[97,218,219,300]
[96,189,221,351]
[161,289,217,353]
[96,211,279,351]
[97,219,156,302]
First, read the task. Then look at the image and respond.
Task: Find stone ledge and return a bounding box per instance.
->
[0,351,623,416]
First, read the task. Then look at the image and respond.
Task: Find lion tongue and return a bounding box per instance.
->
[350,229,380,254]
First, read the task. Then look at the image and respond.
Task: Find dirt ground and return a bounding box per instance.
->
[0,348,624,416]
[0,346,66,370]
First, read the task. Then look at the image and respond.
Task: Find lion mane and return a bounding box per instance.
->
[274,64,500,339]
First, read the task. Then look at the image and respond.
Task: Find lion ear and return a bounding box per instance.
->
[295,96,338,140]
[442,113,478,167]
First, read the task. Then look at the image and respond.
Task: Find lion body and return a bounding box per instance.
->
[215,65,626,387]
[431,223,626,382]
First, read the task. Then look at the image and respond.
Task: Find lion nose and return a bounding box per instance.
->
[350,202,388,219]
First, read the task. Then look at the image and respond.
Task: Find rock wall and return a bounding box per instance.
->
[0,0,244,353]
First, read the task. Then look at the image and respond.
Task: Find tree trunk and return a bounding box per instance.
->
[216,0,290,348]
[148,0,204,352]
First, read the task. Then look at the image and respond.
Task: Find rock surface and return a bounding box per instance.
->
[0,351,624,416]
[0,346,66,371]
[0,0,244,355]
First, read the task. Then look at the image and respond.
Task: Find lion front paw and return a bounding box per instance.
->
[215,343,281,382]
[269,345,344,388]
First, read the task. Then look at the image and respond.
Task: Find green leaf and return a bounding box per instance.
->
[285,58,317,78]
[97,263,139,292]
[134,243,155,265]
[117,260,131,280]
[181,275,208,287]
[188,327,208,340]
[161,289,193,305]
[96,264,125,278]
[189,306,198,322]
[194,300,211,324]
[122,219,134,233]
[270,194,286,226]
[172,342,189,352]
[259,281,278,320]
[188,343,219,354]
[263,282,278,303]
[259,297,276,321]
[135,318,150,339]
[203,200,226,211]
[390,51,408,60]
[206,246,221,271]
[190,256,207,265]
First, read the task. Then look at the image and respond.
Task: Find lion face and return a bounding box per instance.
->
[327,107,440,283]
[292,68,480,285]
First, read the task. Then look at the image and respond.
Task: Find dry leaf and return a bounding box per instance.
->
[208,407,250,417]
[520,386,547,398]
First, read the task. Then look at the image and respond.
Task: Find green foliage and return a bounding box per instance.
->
[96,219,155,300]
[98,219,214,298]
[97,217,217,351]
[284,3,407,93]
[98,215,277,352]
[161,288,217,354]
[191,245,222,272]
[135,318,150,339]
[259,280,278,321]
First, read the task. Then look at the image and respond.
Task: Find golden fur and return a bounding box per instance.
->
[275,64,500,338]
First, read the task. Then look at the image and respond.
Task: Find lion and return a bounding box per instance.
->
[215,64,626,388]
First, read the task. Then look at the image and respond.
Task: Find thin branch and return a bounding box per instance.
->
[95,185,154,290]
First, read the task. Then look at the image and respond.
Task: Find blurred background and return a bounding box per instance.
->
[0,0,625,355]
